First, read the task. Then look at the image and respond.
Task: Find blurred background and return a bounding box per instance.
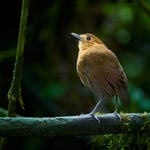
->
[0,0,150,149]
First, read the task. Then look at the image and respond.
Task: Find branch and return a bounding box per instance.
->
[0,113,149,137]
[7,0,29,112]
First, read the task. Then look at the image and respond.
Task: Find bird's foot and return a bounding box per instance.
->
[80,112,100,123]
[113,111,121,121]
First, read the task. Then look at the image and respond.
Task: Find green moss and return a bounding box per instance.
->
[121,112,131,133]
[90,133,150,150]
[90,113,150,149]
[120,112,131,122]
[140,112,148,121]
[140,112,150,133]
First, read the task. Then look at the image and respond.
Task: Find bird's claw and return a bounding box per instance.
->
[80,113,100,123]
[113,111,121,121]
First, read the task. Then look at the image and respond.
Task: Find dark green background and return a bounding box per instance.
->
[0,0,150,149]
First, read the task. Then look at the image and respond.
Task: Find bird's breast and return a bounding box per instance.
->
[76,50,105,86]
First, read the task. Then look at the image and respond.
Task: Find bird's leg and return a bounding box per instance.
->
[80,100,101,123]
[89,99,101,115]
[113,96,121,120]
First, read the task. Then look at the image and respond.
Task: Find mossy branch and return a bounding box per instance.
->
[7,0,29,114]
[0,113,149,137]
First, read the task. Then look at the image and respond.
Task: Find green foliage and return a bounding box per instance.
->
[90,133,150,150]
[42,82,68,99]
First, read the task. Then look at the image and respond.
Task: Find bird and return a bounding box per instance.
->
[71,32,129,120]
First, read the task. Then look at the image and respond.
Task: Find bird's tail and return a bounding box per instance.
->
[118,87,130,105]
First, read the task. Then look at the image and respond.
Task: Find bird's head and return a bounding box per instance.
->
[71,33,104,50]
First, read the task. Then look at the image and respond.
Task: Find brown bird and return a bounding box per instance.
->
[71,32,129,119]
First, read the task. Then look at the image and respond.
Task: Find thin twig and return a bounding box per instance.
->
[7,0,29,114]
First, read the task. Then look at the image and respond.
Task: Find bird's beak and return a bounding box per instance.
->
[71,33,81,40]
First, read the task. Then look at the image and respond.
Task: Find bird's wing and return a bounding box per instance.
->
[103,51,130,104]
[85,70,115,101]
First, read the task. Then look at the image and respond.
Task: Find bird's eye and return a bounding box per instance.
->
[86,36,91,41]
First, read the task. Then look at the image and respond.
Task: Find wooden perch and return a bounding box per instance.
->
[0,113,149,137]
